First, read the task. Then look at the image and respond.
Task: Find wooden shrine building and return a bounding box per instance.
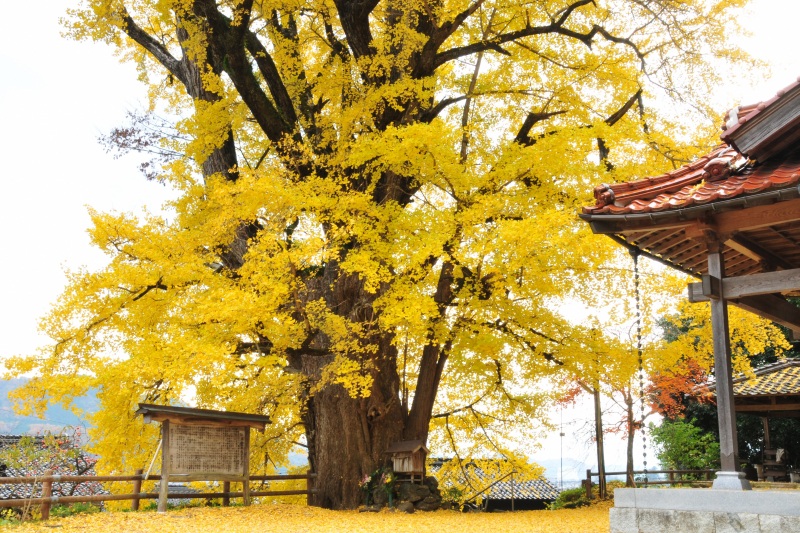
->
[136,403,271,512]
[580,76,800,490]
[385,440,429,482]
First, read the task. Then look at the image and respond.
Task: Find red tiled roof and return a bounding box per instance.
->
[583,76,800,217]
[582,145,800,215]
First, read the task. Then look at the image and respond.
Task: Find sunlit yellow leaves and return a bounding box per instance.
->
[659,300,791,376]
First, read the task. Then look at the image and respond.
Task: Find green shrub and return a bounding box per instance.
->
[50,502,102,517]
[550,486,590,510]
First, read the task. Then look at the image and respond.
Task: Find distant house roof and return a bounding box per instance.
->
[429,459,560,502]
[731,359,800,396]
[136,403,271,430]
[483,475,560,501]
[704,360,800,418]
[0,435,107,501]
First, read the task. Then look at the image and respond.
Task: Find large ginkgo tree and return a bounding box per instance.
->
[7,0,755,508]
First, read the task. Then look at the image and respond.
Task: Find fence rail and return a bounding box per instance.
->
[583,469,715,499]
[0,469,317,520]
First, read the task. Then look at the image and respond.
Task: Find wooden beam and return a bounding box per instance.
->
[701,275,722,300]
[688,288,800,335]
[714,197,800,235]
[688,268,800,299]
[735,403,800,413]
[731,294,800,336]
[726,233,795,270]
[589,219,691,235]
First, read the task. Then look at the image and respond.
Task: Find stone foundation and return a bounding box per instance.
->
[611,488,800,533]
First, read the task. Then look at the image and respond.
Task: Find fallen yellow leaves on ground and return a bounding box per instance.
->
[13,502,612,533]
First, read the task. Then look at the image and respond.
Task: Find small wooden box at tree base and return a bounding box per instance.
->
[385,440,429,483]
[136,403,271,513]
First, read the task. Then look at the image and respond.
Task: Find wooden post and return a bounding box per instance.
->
[707,249,739,473]
[593,387,607,499]
[510,471,515,512]
[708,247,751,490]
[243,427,251,506]
[585,469,592,500]
[158,420,170,513]
[132,469,143,511]
[306,472,315,506]
[762,417,771,450]
[40,469,54,520]
[223,482,231,507]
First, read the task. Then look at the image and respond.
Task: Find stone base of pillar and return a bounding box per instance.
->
[712,470,752,490]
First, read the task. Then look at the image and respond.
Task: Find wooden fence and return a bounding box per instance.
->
[0,469,317,520]
[583,469,715,499]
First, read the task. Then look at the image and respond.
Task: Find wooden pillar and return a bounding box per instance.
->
[708,247,750,490]
[158,420,170,513]
[707,249,739,472]
[223,481,231,507]
[585,469,592,500]
[132,468,143,511]
[243,426,251,506]
[762,417,771,450]
[306,472,315,506]
[40,469,54,521]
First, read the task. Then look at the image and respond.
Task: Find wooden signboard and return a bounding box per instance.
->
[136,404,270,513]
[168,425,246,477]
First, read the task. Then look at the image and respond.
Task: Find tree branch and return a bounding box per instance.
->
[119,8,185,85]
[333,0,379,61]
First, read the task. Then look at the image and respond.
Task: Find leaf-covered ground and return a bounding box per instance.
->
[12,502,612,532]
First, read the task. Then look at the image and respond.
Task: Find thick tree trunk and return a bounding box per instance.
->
[302,345,404,509]
[300,267,406,509]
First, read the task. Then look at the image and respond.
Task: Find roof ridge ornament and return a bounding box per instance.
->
[702,157,732,182]
[593,183,616,206]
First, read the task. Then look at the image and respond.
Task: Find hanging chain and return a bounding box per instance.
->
[630,247,648,485]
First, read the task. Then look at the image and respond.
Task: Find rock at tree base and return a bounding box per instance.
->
[397,501,415,513]
[395,477,443,511]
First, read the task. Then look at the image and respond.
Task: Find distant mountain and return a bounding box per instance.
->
[0,378,98,435]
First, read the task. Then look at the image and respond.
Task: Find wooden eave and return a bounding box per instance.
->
[136,403,271,431]
[579,187,800,277]
[722,80,800,162]
[580,188,800,333]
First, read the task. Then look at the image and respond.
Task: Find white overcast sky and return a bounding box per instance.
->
[1,0,800,476]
